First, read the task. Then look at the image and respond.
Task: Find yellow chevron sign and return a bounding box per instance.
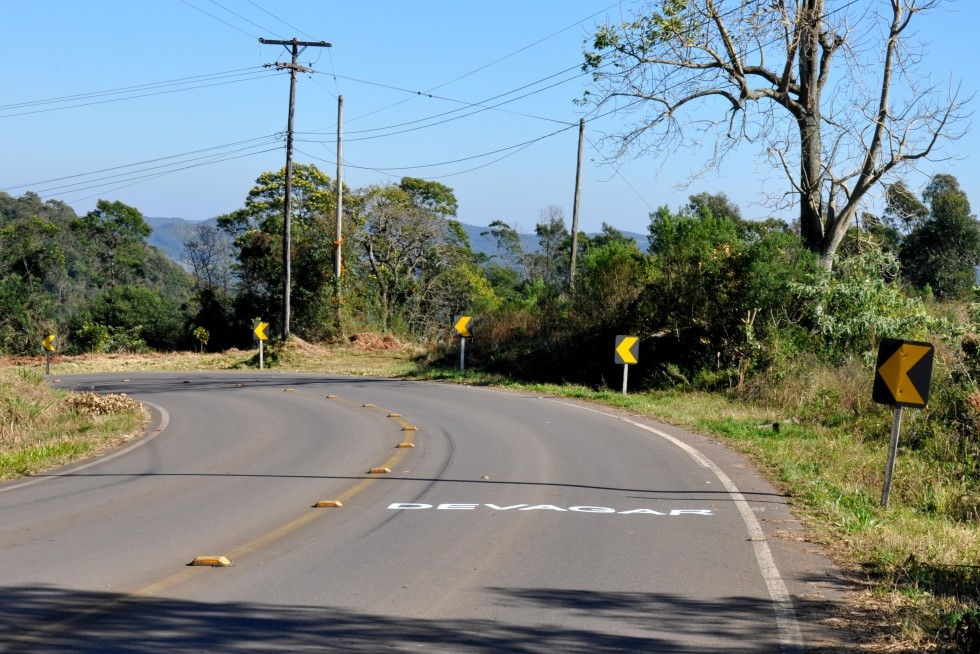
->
[454,316,472,338]
[42,334,57,352]
[253,321,269,341]
[872,338,934,408]
[614,335,639,365]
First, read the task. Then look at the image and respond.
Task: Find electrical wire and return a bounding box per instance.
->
[0,69,278,119]
[66,146,281,203]
[205,0,279,38]
[244,0,315,40]
[329,1,622,127]
[175,0,258,39]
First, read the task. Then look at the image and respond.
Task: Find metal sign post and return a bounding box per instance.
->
[872,338,934,508]
[881,407,904,508]
[454,316,472,372]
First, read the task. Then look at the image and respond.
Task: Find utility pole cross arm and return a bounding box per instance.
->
[259,38,331,48]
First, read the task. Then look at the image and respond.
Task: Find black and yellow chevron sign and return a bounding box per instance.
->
[454,316,472,338]
[614,335,639,365]
[253,321,269,341]
[872,338,934,408]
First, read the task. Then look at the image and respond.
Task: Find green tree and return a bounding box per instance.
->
[72,200,152,288]
[355,181,471,335]
[399,177,458,218]
[885,181,930,234]
[793,245,938,360]
[686,192,741,222]
[570,238,648,330]
[217,163,339,341]
[901,174,980,299]
[636,201,819,380]
[70,285,185,352]
[582,1,965,267]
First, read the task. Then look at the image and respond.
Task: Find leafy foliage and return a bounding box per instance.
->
[900,174,980,300]
[0,192,193,355]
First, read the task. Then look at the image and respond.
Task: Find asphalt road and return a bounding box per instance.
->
[0,372,850,653]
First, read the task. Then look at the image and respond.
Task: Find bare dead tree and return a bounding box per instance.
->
[182,222,233,295]
[583,0,968,267]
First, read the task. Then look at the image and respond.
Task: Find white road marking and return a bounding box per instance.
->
[0,400,169,494]
[553,399,804,654]
[387,502,715,515]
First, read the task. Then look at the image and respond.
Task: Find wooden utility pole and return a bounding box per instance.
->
[260,37,331,339]
[569,118,585,286]
[334,95,344,335]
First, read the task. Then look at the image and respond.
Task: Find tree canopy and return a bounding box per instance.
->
[582,0,965,267]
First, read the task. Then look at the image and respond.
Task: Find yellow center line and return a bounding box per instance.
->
[2,387,417,650]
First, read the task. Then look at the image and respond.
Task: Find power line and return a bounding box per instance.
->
[0,68,266,111]
[309,64,584,137]
[175,0,258,39]
[330,1,622,126]
[66,146,281,204]
[205,0,279,38]
[245,0,315,40]
[5,135,282,196]
[2,135,280,191]
[0,69,278,119]
[312,123,578,173]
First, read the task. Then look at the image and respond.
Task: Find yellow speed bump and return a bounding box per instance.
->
[387,412,401,418]
[368,467,392,474]
[189,556,232,567]
[326,395,338,399]
[401,425,418,431]
[396,442,416,448]
[314,500,343,508]
[362,403,375,408]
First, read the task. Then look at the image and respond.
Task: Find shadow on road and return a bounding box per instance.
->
[0,583,859,653]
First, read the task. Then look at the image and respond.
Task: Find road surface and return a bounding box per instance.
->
[0,372,849,652]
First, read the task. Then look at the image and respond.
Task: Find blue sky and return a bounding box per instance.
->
[3,1,977,236]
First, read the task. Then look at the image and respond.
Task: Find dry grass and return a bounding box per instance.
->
[0,366,146,480]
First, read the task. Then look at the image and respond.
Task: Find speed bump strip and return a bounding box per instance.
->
[396,442,416,448]
[189,556,232,567]
[368,467,392,474]
[401,425,418,431]
[362,403,375,407]
[387,412,401,417]
[314,500,343,508]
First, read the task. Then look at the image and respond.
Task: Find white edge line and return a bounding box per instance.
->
[553,399,804,654]
[0,400,170,494]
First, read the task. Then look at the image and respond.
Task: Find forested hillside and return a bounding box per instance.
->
[0,192,194,354]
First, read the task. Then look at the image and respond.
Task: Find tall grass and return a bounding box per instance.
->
[0,366,145,479]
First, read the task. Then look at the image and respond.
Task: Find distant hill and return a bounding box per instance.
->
[145,217,649,265]
[145,217,215,266]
